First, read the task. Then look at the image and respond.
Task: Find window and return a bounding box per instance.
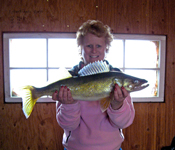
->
[3,33,166,103]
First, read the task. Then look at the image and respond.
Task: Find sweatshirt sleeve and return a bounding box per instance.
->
[56,101,81,131]
[107,95,135,129]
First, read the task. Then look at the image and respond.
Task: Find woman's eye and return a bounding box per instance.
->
[87,45,92,48]
[96,45,101,48]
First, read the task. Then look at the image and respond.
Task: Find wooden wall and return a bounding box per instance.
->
[0,0,175,149]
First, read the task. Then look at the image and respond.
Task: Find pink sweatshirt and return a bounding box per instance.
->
[56,95,135,150]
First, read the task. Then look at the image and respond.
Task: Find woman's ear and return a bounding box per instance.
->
[78,46,83,61]
[78,46,82,55]
[106,46,109,53]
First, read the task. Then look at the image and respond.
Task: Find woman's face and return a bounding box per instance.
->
[81,33,107,65]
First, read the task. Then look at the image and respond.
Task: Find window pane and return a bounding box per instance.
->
[125,40,158,68]
[106,40,123,68]
[48,69,62,82]
[9,39,47,67]
[10,69,47,97]
[48,39,81,68]
[125,70,158,97]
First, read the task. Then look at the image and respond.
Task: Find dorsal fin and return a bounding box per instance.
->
[78,61,110,76]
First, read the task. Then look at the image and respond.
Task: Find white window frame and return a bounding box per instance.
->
[113,34,166,102]
[3,33,166,103]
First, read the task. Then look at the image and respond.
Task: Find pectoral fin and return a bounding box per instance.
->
[99,97,111,112]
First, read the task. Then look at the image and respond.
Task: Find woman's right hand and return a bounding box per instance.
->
[52,86,77,104]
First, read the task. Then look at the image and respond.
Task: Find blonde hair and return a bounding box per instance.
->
[76,20,113,53]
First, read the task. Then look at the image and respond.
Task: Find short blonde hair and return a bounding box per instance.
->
[76,20,113,53]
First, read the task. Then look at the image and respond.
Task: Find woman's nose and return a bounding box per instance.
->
[91,46,97,53]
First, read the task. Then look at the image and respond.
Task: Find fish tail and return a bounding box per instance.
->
[21,85,39,119]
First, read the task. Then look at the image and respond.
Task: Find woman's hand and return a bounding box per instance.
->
[110,84,129,110]
[52,86,77,104]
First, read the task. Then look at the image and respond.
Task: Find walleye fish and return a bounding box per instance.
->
[21,61,149,118]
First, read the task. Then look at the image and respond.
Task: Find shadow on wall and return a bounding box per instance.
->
[161,136,175,150]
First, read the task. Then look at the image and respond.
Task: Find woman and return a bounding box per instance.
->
[52,20,135,150]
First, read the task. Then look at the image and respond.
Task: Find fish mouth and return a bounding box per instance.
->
[134,82,149,91]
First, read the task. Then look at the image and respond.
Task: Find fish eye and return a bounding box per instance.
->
[134,80,139,84]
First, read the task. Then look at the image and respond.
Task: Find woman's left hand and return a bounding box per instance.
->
[110,84,129,110]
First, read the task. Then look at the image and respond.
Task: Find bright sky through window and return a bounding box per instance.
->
[10,38,157,98]
[10,39,47,67]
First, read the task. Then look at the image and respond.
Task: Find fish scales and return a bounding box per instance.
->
[37,72,117,101]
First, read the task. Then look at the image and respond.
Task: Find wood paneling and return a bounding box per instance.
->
[0,0,175,149]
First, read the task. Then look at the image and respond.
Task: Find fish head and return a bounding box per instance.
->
[123,78,149,92]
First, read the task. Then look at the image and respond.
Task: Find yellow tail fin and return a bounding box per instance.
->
[21,86,39,118]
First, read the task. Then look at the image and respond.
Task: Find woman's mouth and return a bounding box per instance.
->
[90,55,99,58]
